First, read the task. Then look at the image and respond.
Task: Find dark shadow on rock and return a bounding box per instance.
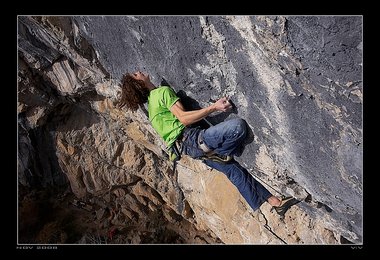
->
[305,194,312,203]
[305,194,333,213]
[48,90,106,132]
[340,235,354,244]
[323,204,333,213]
[26,125,70,188]
[78,89,106,103]
[317,202,333,213]
[46,103,101,132]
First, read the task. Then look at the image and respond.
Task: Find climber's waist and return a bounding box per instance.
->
[175,127,189,145]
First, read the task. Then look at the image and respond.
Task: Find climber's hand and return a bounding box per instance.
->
[213,97,232,112]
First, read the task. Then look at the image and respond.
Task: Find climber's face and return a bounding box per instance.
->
[131,71,150,83]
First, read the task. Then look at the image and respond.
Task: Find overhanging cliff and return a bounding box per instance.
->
[18,16,362,244]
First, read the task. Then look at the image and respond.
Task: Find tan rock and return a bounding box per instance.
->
[131,181,163,206]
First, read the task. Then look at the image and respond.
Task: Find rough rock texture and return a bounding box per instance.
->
[18,16,362,244]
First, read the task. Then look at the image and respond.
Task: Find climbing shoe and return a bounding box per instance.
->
[201,154,233,163]
[273,196,300,217]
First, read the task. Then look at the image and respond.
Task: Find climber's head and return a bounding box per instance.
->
[117,71,153,111]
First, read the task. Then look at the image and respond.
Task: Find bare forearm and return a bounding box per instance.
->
[177,105,216,126]
[170,97,231,126]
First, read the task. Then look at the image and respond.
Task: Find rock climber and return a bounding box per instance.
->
[117,71,298,216]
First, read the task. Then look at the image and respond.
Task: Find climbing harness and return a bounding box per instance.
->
[168,132,187,175]
[167,140,183,162]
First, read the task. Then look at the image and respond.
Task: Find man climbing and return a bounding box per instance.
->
[117,71,298,216]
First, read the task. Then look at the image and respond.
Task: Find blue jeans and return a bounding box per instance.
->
[181,118,272,211]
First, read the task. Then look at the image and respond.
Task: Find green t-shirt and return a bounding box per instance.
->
[148,86,185,147]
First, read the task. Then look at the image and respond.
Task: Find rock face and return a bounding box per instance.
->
[18,16,362,244]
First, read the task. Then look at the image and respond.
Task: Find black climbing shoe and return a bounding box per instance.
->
[273,197,300,216]
[202,154,233,163]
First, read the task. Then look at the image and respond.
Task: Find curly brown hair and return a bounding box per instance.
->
[117,73,150,111]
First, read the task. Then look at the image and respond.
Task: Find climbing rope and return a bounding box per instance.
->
[248,165,283,195]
